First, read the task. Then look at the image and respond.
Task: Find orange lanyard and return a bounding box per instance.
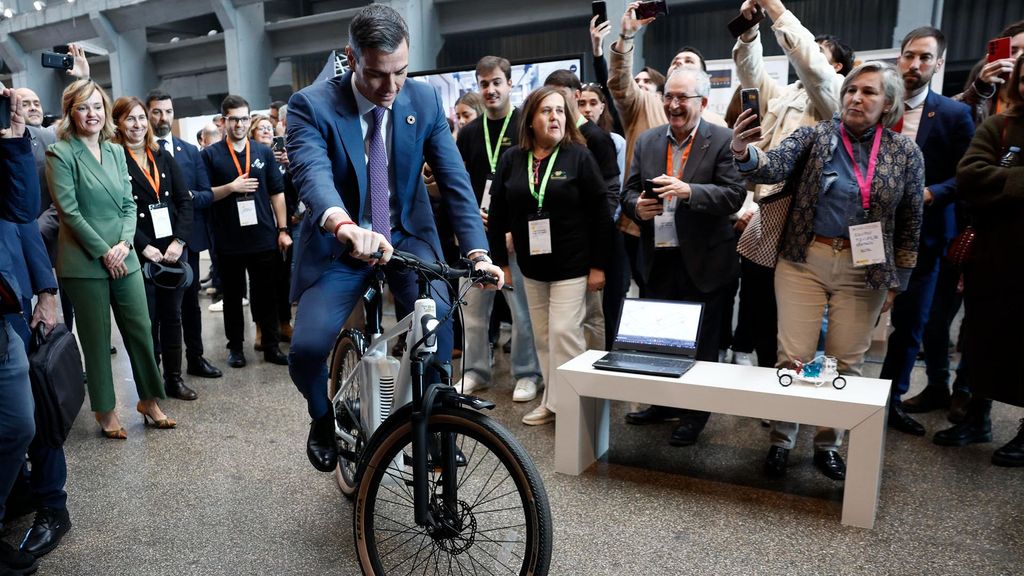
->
[127,146,160,200]
[226,138,250,178]
[665,136,694,178]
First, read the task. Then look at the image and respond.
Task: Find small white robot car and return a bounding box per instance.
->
[777,355,846,390]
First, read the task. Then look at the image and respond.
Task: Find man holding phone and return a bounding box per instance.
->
[956,21,1024,123]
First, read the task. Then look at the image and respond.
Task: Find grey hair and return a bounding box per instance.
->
[841,61,905,129]
[348,4,409,60]
[666,67,711,98]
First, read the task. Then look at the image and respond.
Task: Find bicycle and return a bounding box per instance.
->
[326,249,552,575]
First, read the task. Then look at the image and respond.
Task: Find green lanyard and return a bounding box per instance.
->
[527,146,560,212]
[484,109,514,174]
[575,115,586,128]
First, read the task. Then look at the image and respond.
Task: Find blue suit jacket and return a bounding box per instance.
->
[0,134,43,305]
[915,91,975,253]
[171,136,214,253]
[285,72,486,299]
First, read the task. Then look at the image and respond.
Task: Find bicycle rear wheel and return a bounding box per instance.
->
[354,406,552,575]
[328,331,365,498]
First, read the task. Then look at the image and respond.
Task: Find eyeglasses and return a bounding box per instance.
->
[662,93,703,104]
[256,125,273,133]
[225,116,251,124]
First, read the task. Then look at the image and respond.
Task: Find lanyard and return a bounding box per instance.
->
[575,116,586,128]
[226,138,250,179]
[127,146,161,200]
[839,123,882,210]
[665,136,695,179]
[484,110,513,174]
[527,146,560,211]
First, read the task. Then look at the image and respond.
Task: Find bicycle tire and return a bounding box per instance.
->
[328,331,366,498]
[354,405,552,576]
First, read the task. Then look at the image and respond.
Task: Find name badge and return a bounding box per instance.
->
[654,197,679,248]
[849,221,886,267]
[481,177,493,212]
[528,213,552,255]
[149,202,173,239]
[237,197,258,227]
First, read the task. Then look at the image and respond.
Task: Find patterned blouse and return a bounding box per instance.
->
[739,115,924,290]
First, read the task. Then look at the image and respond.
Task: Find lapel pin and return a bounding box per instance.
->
[406,115,416,125]
[927,111,936,118]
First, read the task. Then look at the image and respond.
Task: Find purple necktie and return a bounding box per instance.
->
[368,106,391,237]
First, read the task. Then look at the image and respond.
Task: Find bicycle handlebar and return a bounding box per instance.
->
[381,250,502,287]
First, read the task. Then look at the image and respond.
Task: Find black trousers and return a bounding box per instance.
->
[181,249,204,358]
[602,231,632,350]
[144,275,185,380]
[731,256,779,368]
[218,249,280,352]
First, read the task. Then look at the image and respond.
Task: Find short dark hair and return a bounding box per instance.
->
[348,4,409,60]
[196,129,204,142]
[145,89,172,107]
[675,46,707,72]
[270,100,286,111]
[543,69,582,92]
[815,34,855,76]
[998,20,1024,40]
[221,94,250,116]
[901,26,947,58]
[476,55,511,82]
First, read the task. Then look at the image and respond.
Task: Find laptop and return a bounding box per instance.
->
[592,298,704,378]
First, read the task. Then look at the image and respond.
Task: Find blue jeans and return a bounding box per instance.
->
[0,319,34,522]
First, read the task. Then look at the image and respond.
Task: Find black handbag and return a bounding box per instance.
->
[28,323,85,448]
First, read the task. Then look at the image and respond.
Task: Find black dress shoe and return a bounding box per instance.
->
[307,413,338,472]
[947,390,971,424]
[902,386,950,414]
[813,450,846,481]
[227,350,247,368]
[763,446,789,477]
[624,405,680,425]
[164,378,198,401]
[668,421,704,447]
[0,540,39,574]
[20,507,70,558]
[992,419,1024,467]
[888,401,925,436]
[263,347,289,366]
[933,418,992,447]
[186,356,223,378]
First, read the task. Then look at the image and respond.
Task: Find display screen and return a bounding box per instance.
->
[615,299,703,352]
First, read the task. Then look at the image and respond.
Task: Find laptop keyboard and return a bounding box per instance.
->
[606,352,693,369]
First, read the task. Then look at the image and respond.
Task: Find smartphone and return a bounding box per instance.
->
[634,0,668,20]
[642,179,663,204]
[41,51,74,70]
[741,88,761,128]
[727,7,765,38]
[272,136,285,152]
[592,1,607,26]
[0,94,10,131]
[987,37,1011,62]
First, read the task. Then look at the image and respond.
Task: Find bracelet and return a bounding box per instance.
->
[619,33,636,41]
[277,227,289,234]
[731,144,748,157]
[332,219,356,237]
[470,254,492,265]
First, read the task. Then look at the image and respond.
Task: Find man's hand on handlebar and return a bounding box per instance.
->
[473,260,504,291]
[335,223,393,266]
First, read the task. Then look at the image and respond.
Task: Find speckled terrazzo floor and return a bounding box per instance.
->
[3,289,1021,576]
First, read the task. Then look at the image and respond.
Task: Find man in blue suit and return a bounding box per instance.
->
[146,91,223,385]
[880,27,975,435]
[286,4,503,472]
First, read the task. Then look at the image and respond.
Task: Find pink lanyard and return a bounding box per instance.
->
[839,123,882,210]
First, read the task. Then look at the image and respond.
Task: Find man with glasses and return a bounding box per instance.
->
[201,95,291,368]
[620,68,746,446]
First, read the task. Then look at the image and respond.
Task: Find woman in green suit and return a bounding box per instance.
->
[45,80,176,438]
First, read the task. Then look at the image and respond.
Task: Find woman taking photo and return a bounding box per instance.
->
[111,96,195,402]
[935,55,1024,465]
[731,62,924,480]
[46,80,176,438]
[488,86,614,426]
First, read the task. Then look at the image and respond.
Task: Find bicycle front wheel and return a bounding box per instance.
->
[354,406,552,575]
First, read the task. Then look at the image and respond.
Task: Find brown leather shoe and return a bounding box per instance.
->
[902,386,950,413]
[279,322,293,343]
[254,325,264,352]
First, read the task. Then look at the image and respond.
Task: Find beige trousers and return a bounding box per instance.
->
[522,276,588,413]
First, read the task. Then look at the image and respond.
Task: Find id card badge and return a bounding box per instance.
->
[527,213,553,255]
[236,196,258,227]
[149,202,173,239]
[849,221,886,267]
[480,177,493,212]
[653,197,679,248]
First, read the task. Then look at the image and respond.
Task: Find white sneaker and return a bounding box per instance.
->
[733,352,754,366]
[718,349,733,363]
[456,373,488,394]
[521,405,555,426]
[208,298,248,313]
[512,379,538,402]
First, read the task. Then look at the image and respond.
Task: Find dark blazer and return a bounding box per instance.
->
[286,72,486,300]
[169,136,214,253]
[914,91,975,253]
[125,145,194,253]
[623,120,746,294]
[28,126,61,265]
[0,221,57,308]
[0,134,44,304]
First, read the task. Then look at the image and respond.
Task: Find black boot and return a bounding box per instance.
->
[934,397,992,446]
[163,347,197,401]
[992,418,1024,467]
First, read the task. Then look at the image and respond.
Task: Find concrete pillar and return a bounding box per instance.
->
[90,11,159,100]
[214,0,273,109]
[378,0,442,72]
[1,36,66,117]
[893,0,942,48]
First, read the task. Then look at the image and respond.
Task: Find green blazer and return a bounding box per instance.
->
[45,137,140,279]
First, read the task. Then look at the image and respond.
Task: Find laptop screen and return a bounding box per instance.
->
[614,299,703,356]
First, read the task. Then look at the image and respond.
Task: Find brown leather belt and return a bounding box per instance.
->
[813,234,851,251]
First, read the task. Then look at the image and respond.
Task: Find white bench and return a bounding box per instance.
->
[554,350,890,528]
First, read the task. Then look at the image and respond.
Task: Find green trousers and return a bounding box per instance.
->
[61,271,165,412]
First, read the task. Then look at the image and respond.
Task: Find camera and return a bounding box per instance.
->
[41,51,74,71]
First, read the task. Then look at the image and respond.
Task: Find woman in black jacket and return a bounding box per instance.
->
[112,96,195,401]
